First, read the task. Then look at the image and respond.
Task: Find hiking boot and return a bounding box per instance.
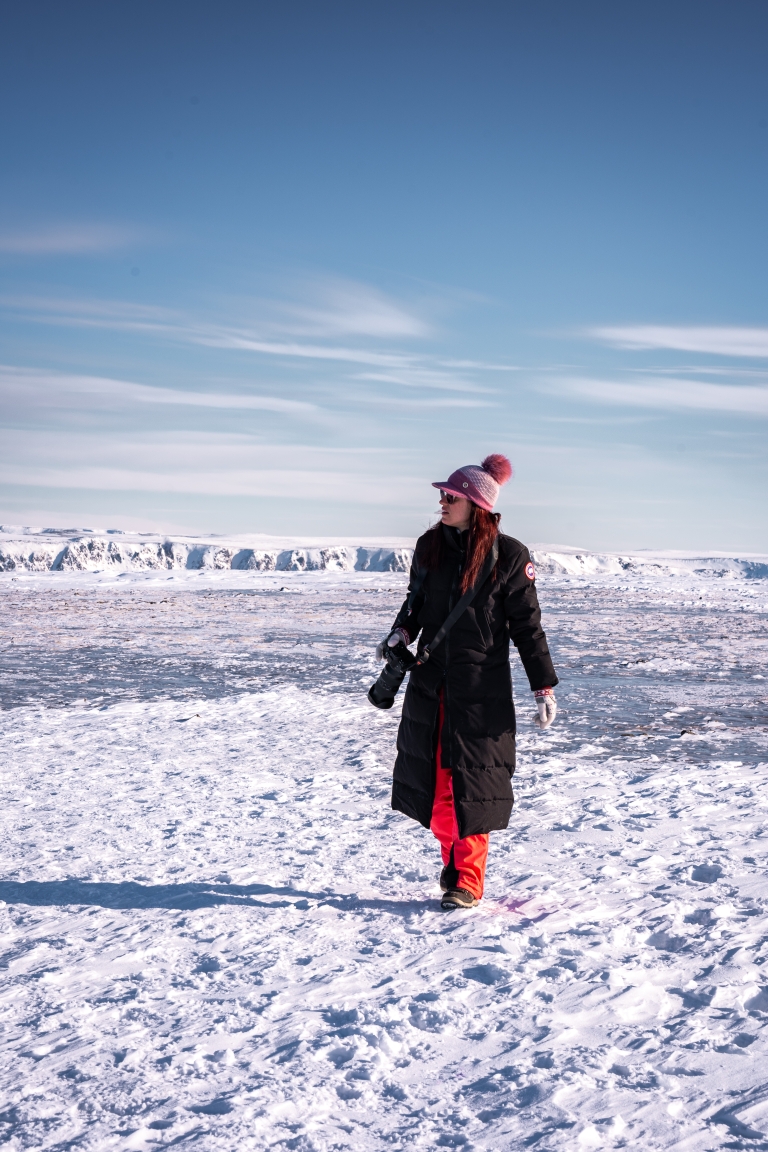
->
[441,887,478,910]
[439,847,459,892]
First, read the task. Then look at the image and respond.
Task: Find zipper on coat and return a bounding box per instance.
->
[444,548,462,781]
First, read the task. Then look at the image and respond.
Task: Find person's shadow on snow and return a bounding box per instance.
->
[0,878,433,915]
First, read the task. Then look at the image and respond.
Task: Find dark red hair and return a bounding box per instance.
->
[419,505,500,593]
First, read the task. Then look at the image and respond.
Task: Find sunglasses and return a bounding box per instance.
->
[439,490,458,504]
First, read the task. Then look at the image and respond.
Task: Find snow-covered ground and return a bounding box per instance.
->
[1,538,767,1150]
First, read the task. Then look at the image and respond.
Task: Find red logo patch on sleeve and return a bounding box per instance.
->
[525,561,536,581]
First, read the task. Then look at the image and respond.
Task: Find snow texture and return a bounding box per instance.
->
[1,538,767,1150]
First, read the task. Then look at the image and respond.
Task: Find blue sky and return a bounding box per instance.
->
[1,1,767,548]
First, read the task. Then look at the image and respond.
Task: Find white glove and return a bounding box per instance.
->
[376,628,409,660]
[533,689,557,730]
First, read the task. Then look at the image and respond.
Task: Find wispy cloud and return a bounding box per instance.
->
[0,466,425,501]
[438,358,521,371]
[357,393,491,409]
[191,330,420,367]
[634,365,768,378]
[0,429,425,504]
[0,366,318,417]
[354,368,495,394]
[0,295,421,366]
[552,374,768,415]
[1,295,178,323]
[0,292,517,392]
[272,278,429,339]
[588,325,768,358]
[0,224,153,255]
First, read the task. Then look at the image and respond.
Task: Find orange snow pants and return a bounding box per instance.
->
[430,696,489,900]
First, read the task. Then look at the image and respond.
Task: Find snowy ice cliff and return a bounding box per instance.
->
[0,526,413,574]
[2,525,767,579]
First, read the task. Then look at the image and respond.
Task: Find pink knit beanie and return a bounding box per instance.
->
[432,454,513,512]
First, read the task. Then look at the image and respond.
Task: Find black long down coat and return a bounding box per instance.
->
[390,525,558,838]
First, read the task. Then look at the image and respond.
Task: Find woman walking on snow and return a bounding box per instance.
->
[374,454,558,910]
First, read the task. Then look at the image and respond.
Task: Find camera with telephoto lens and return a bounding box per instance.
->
[368,639,418,709]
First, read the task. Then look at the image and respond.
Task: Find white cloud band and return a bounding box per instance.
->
[555,375,768,415]
[0,366,317,417]
[0,224,152,255]
[588,326,768,358]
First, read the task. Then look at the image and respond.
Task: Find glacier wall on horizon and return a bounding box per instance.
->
[1,528,767,579]
[0,533,412,574]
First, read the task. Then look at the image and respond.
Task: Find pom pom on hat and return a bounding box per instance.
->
[481,454,513,485]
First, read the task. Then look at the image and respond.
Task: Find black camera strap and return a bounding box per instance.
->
[417,538,499,665]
